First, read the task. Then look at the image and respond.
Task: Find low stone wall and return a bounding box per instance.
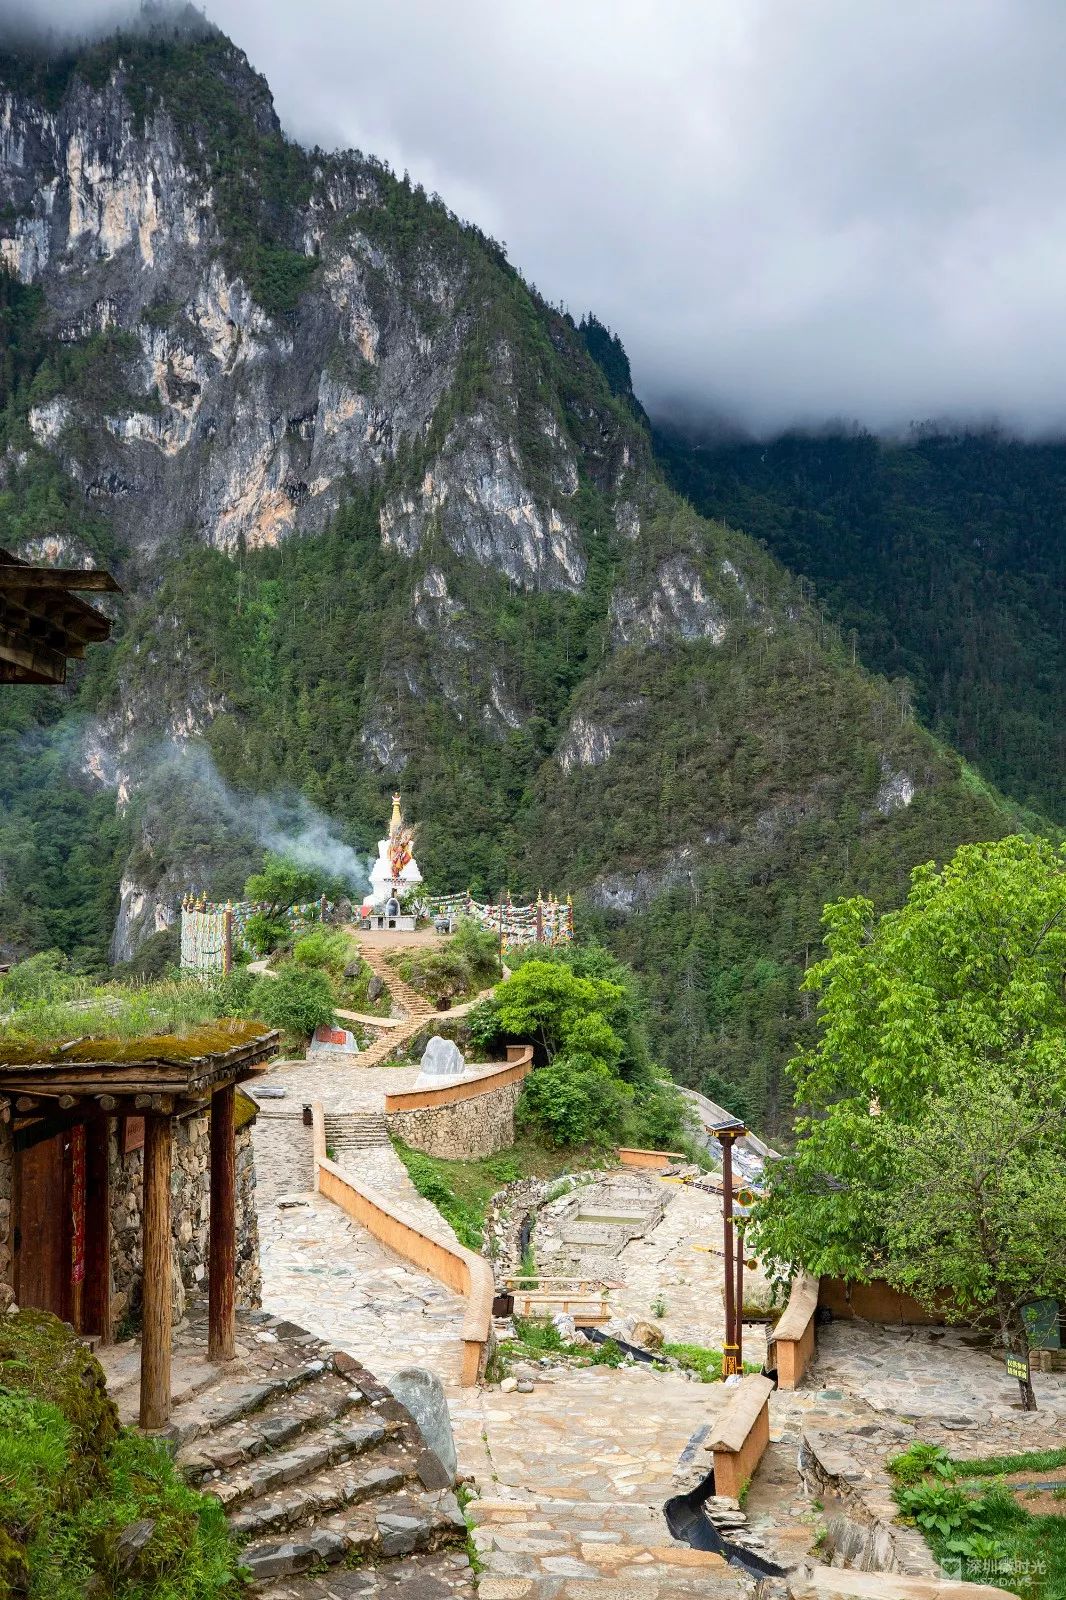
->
[316,1150,494,1386]
[770,1271,819,1388]
[384,1046,533,1160]
[707,1372,774,1499]
[800,1428,941,1577]
[617,1147,686,1170]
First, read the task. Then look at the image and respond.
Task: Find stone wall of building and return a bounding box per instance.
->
[385,1077,522,1160]
[0,1120,12,1312]
[110,1110,260,1333]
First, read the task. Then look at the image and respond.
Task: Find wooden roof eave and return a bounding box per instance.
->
[0,1030,280,1106]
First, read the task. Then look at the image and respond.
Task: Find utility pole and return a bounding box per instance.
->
[712,1118,747,1378]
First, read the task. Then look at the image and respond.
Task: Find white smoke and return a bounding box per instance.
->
[114,736,370,895]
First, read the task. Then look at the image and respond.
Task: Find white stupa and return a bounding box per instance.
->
[367,793,423,910]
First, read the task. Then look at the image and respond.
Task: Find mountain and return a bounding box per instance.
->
[0,11,1020,1131]
[656,426,1066,824]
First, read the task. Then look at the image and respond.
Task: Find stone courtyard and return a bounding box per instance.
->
[239,958,1066,1600]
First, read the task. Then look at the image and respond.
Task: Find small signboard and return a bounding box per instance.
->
[1005,1351,1030,1382]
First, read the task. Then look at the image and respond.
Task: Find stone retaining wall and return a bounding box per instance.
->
[111,1110,260,1329]
[384,1048,533,1160]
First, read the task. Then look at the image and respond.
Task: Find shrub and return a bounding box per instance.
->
[517,1054,631,1147]
[450,917,501,982]
[404,946,475,1006]
[249,966,334,1038]
[292,928,350,975]
[0,949,79,1008]
[466,997,502,1053]
[242,911,289,957]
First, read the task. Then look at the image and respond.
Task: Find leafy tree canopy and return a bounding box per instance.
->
[751,836,1066,1324]
[243,853,325,917]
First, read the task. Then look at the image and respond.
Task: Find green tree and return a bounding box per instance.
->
[751,836,1066,1381]
[243,853,324,916]
[249,966,334,1038]
[882,1068,1066,1410]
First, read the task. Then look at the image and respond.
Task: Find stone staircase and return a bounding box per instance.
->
[104,1302,473,1598]
[324,1110,391,1156]
[338,935,441,1072]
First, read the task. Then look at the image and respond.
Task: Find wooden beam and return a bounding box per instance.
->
[0,622,67,684]
[139,1114,172,1430]
[208,1084,236,1362]
[0,564,121,592]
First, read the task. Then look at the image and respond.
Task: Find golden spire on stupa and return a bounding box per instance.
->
[390,793,403,833]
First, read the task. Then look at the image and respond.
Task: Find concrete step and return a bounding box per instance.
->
[208,1418,390,1512]
[242,1487,468,1587]
[177,1371,368,1482]
[228,1452,413,1540]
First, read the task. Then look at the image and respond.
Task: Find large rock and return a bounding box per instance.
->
[387,1366,457,1488]
[418,1036,465,1078]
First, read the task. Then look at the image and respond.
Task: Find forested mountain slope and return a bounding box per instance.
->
[656,427,1066,824]
[0,12,1019,1130]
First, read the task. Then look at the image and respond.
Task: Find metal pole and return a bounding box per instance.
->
[735,1219,744,1370]
[721,1133,737,1377]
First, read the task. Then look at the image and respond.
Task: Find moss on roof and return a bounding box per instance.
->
[0,1017,276,1069]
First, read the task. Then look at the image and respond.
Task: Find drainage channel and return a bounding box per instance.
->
[664,1466,788,1580]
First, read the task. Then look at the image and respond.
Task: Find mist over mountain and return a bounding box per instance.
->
[13,0,1066,439]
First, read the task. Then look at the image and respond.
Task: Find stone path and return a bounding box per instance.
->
[811,1319,1066,1439]
[258,1192,467,1387]
[610,1179,769,1365]
[452,1364,752,1599]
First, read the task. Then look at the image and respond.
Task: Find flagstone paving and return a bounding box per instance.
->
[609,1179,769,1365]
[258,1191,468,1387]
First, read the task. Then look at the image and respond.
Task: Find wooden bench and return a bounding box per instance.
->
[504,1275,618,1323]
[705,1373,774,1499]
[768,1271,819,1388]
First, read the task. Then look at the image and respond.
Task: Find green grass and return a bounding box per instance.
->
[889,1440,1066,1599]
[0,1309,244,1597]
[955,1448,1066,1480]
[391,1137,612,1250]
[662,1342,762,1383]
[499,1316,623,1370]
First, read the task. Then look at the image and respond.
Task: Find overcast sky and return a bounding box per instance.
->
[18,0,1066,435]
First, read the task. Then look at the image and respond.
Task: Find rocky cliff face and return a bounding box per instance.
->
[0,16,1013,1124]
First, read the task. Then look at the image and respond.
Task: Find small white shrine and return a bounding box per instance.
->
[362,794,423,930]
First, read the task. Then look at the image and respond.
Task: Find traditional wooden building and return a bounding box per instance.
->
[0,549,119,684]
[0,1021,278,1427]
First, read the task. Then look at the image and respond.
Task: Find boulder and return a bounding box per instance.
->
[418,1035,465,1078]
[367,974,385,1001]
[387,1366,457,1487]
[631,1319,665,1350]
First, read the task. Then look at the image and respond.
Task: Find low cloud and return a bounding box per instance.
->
[15,0,1066,435]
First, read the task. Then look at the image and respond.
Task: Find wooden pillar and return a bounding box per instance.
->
[139,1113,172,1430]
[83,1117,111,1342]
[208,1083,236,1362]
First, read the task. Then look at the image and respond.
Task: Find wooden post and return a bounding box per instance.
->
[84,1117,111,1342]
[735,1219,744,1369]
[139,1113,172,1430]
[208,1083,236,1362]
[223,904,234,976]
